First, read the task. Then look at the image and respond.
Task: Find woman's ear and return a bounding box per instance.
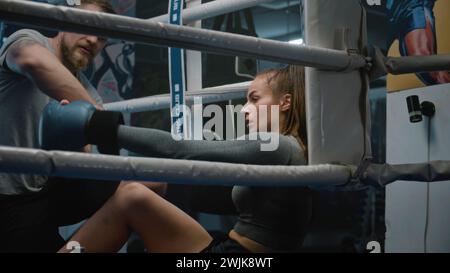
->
[279,93,292,112]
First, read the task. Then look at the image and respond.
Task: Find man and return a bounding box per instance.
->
[386,0,450,85]
[0,0,121,252]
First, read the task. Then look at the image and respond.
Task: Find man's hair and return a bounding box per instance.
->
[79,0,116,15]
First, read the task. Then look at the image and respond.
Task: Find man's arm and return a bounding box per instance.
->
[402,12,450,84]
[5,39,99,105]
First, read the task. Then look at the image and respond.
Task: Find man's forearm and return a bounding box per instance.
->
[26,57,97,104]
[6,42,98,105]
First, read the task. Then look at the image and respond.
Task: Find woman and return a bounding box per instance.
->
[58,65,312,253]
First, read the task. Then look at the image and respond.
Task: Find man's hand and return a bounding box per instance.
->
[61,99,102,110]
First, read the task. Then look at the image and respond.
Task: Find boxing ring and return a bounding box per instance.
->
[0,0,450,190]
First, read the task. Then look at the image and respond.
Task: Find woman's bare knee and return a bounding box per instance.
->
[115,182,157,214]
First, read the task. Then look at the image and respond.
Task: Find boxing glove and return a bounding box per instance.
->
[39,100,124,155]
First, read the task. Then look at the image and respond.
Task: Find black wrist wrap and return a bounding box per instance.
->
[86,110,124,155]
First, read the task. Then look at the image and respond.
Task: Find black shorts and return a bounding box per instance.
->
[0,191,61,253]
[201,238,250,253]
[0,177,119,252]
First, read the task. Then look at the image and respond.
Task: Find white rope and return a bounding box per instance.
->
[104,81,250,113]
[150,0,277,24]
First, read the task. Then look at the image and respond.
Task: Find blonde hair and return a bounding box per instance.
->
[257,65,307,159]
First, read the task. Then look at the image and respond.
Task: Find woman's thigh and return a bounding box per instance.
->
[117,182,213,253]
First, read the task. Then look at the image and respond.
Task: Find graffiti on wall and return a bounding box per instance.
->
[83,0,136,102]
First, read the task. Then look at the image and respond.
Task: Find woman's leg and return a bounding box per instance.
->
[59,182,213,253]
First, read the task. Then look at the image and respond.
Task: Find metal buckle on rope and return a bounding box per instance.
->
[341,48,367,73]
[344,157,374,190]
[333,27,366,73]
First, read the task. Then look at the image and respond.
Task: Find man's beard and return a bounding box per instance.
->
[61,39,91,72]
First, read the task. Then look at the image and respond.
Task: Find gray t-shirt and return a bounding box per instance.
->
[0,29,102,195]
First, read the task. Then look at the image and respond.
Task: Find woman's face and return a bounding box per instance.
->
[241,75,280,133]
